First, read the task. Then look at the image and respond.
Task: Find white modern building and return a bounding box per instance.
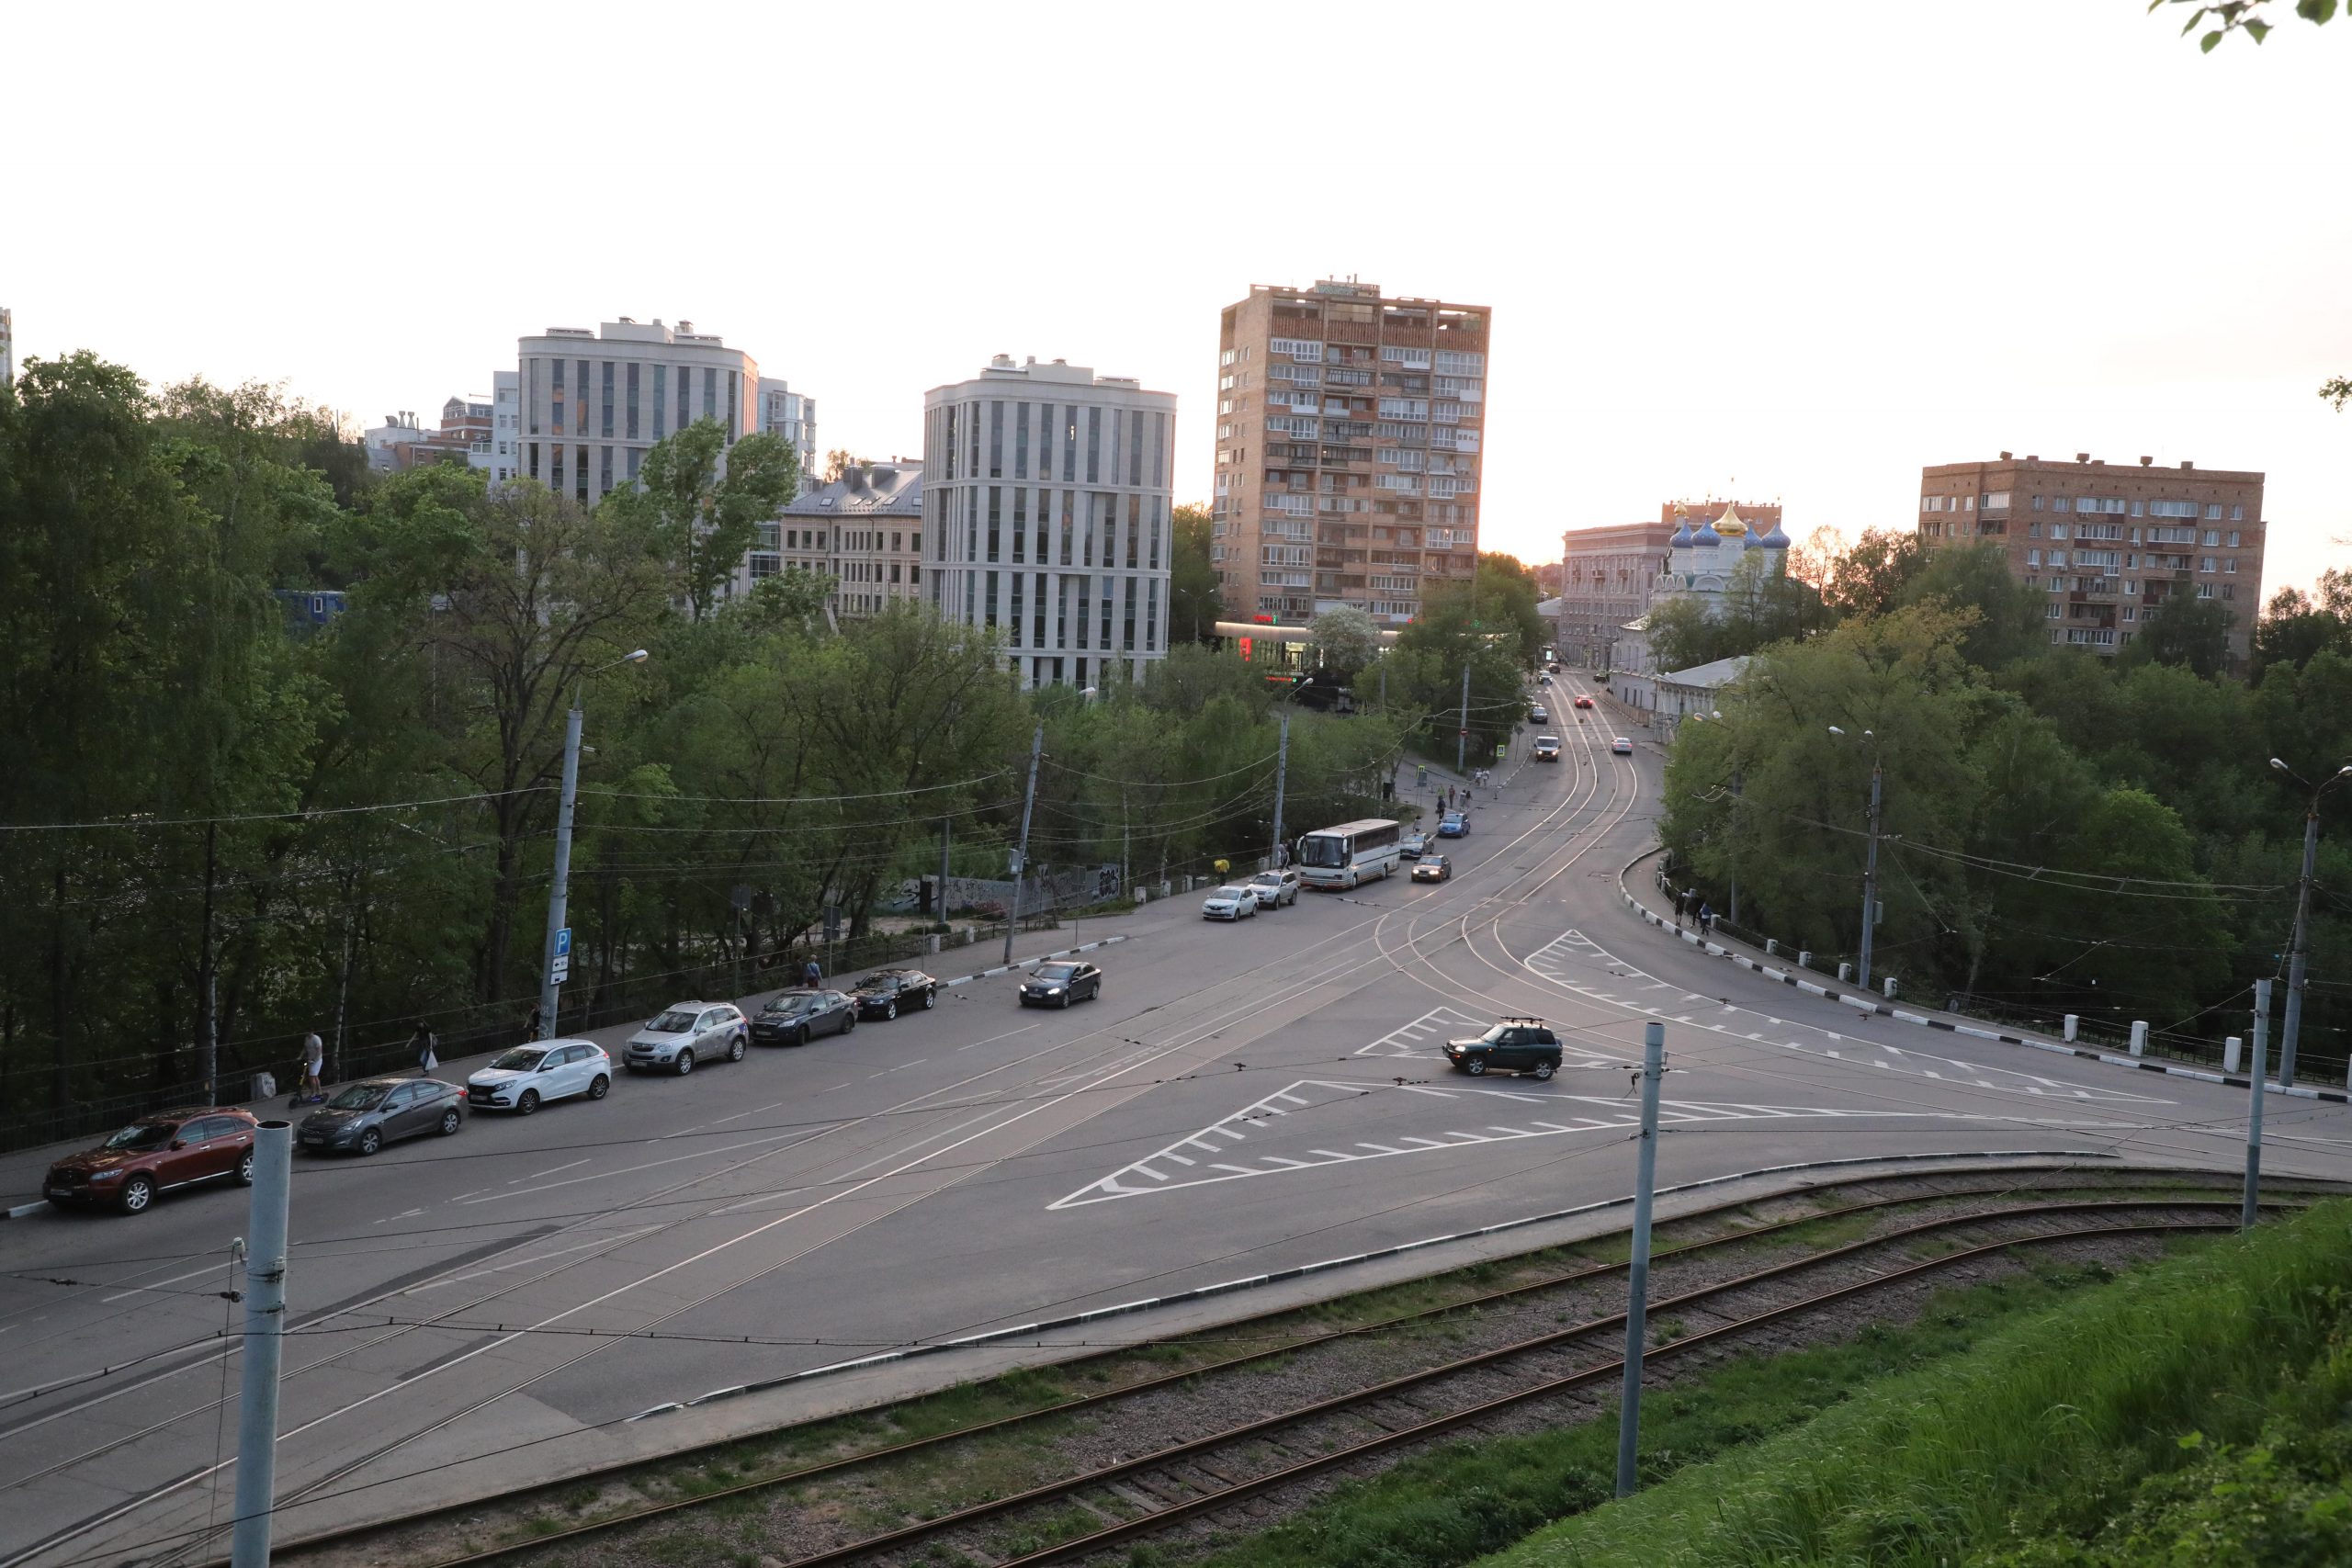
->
[475,370,520,486]
[516,317,757,508]
[922,356,1177,689]
[770,459,924,616]
[757,378,819,488]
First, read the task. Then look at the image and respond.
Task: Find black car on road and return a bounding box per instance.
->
[849,969,939,1020]
[299,1077,466,1155]
[1443,1019,1565,1079]
[1020,960,1102,1008]
[752,988,858,1045]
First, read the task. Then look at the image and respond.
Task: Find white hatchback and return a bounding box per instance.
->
[468,1040,612,1114]
[1202,885,1260,920]
[623,1002,749,1075]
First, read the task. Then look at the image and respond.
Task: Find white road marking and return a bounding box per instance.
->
[518,1159,588,1182]
[100,1262,240,1305]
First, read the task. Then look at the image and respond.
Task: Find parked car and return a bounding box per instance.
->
[1437,812,1469,838]
[1412,852,1453,884]
[1530,705,1551,724]
[467,1042,610,1114]
[1443,1018,1565,1079]
[1021,960,1102,1007]
[45,1108,258,1214]
[849,970,939,1020]
[300,1077,466,1154]
[624,1002,749,1075]
[1611,736,1634,756]
[1249,867,1302,908]
[1574,694,1596,710]
[752,988,857,1045]
[1539,672,1552,685]
[1532,736,1562,761]
[1202,884,1260,920]
[1400,831,1429,860]
[1548,660,1564,673]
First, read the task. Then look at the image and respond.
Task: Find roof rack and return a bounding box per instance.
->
[1498,1015,1547,1026]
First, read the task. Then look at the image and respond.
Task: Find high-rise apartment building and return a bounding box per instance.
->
[515,317,757,509]
[1917,453,2266,666]
[1560,501,1781,668]
[1213,280,1488,626]
[922,355,1176,689]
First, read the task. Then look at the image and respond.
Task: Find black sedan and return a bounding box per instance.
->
[298,1077,465,1156]
[1020,961,1102,1008]
[848,969,940,1020]
[752,988,858,1046]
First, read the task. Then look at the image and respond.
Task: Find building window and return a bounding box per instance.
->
[575,361,589,434]
[626,363,639,440]
[601,363,615,437]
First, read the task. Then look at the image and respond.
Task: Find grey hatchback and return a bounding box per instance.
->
[298,1077,466,1155]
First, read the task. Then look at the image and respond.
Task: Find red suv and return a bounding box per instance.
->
[44,1107,260,1215]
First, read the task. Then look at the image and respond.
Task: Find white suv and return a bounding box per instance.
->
[468,1041,612,1113]
[1249,868,1302,908]
[623,1002,749,1076]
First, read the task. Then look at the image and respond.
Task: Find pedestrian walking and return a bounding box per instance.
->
[803,955,822,990]
[299,1031,324,1103]
[526,1003,542,1041]
[411,1019,438,1077]
[1699,901,1714,932]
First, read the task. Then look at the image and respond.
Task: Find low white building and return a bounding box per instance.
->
[922,356,1177,689]
[768,459,925,616]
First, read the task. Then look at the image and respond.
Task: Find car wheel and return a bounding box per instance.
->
[517,1089,540,1116]
[883,1000,898,1021]
[119,1175,155,1214]
[439,1107,463,1134]
[727,1033,746,1063]
[1464,1058,1487,1077]
[1059,992,1071,1009]
[358,1127,383,1156]
[674,1051,695,1077]
[922,988,936,1010]
[235,1151,255,1186]
[1532,1061,1556,1081]
[842,1014,856,1034]
[587,1074,610,1100]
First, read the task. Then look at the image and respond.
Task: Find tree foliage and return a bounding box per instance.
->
[1307,604,1382,679]
[1168,502,1225,646]
[602,420,799,621]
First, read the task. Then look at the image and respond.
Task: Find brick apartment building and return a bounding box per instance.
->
[1917,453,2265,665]
[1559,501,1783,669]
[1212,280,1489,626]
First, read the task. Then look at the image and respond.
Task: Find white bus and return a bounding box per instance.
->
[1295,818,1404,890]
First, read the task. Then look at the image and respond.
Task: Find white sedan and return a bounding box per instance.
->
[467,1041,612,1114]
[1202,885,1261,920]
[1611,736,1634,755]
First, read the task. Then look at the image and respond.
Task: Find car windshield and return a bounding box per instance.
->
[329,1084,390,1110]
[1479,1024,1514,1043]
[766,994,819,1014]
[1538,736,1559,746]
[1216,886,1250,898]
[1423,855,1446,868]
[1035,964,1079,981]
[101,1122,176,1151]
[1297,834,1348,869]
[858,974,897,989]
[1250,873,1280,886]
[489,1048,545,1071]
[647,1010,697,1032]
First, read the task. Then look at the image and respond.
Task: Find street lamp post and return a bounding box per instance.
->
[538,649,648,1041]
[2267,758,2352,1087]
[1830,727,1883,990]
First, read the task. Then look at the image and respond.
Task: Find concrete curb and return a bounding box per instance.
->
[1614,848,2352,1107]
[4,1199,46,1221]
[636,1145,2114,1418]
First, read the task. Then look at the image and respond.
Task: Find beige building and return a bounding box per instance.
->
[1212,280,1488,626]
[767,459,924,617]
[1560,501,1781,669]
[1917,453,2266,665]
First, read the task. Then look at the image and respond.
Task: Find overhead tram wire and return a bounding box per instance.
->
[0,785,557,834]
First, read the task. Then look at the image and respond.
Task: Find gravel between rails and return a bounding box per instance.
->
[435,1176,2278,1568]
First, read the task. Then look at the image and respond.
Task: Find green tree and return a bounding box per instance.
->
[2153,0,2341,52]
[1168,502,1226,645]
[1898,540,2045,671]
[605,420,800,621]
[2251,572,2352,680]
[1822,528,1927,623]
[2118,593,2235,679]
[1307,604,1382,679]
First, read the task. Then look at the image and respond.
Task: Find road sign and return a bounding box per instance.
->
[554,928,572,959]
[549,954,571,984]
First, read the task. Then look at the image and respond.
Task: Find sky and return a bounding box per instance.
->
[8,1,2348,602]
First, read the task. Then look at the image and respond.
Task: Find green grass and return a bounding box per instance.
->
[1477,1200,2352,1568]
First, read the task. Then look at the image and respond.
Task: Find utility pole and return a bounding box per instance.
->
[2245,977,2271,1230]
[1270,713,1291,868]
[939,816,952,922]
[1726,767,1743,929]
[1004,723,1044,965]
[231,1119,292,1568]
[1615,1020,1666,1499]
[2278,806,2320,1088]
[198,819,219,1103]
[1455,661,1471,776]
[1857,759,1883,991]
[537,702,583,1042]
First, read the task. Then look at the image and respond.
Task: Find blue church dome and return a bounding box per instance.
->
[1758,522,1792,549]
[1690,521,1721,547]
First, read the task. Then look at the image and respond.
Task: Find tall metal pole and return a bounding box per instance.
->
[2244,977,2271,1230]
[939,815,952,921]
[1614,1020,1666,1498]
[537,700,583,1041]
[1270,713,1291,868]
[1004,723,1044,965]
[2277,807,2319,1088]
[1454,661,1471,776]
[1856,761,1883,990]
[199,819,219,1104]
[1726,767,1743,929]
[231,1120,292,1568]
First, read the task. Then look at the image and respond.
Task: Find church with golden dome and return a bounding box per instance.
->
[1611,500,1792,720]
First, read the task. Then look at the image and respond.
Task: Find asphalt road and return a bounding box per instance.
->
[5,681,2346,1568]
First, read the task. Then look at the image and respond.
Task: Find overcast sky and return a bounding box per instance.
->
[9,2,2346,599]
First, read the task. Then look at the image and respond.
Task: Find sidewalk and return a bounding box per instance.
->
[1,924,1137,1218]
[1615,845,2352,1108]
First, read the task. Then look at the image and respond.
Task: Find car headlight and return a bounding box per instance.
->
[89,1168,123,1181]
[1045,987,1064,995]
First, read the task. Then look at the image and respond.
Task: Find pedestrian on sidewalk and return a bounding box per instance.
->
[525,1002,542,1041]
[804,954,822,990]
[411,1019,438,1077]
[1699,900,1714,933]
[300,1031,324,1102]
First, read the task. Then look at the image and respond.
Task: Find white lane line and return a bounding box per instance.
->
[457,1126,835,1205]
[100,1262,240,1305]
[1210,1163,1257,1177]
[409,1228,659,1291]
[517,1159,588,1182]
[707,1100,788,1128]
[372,1208,424,1226]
